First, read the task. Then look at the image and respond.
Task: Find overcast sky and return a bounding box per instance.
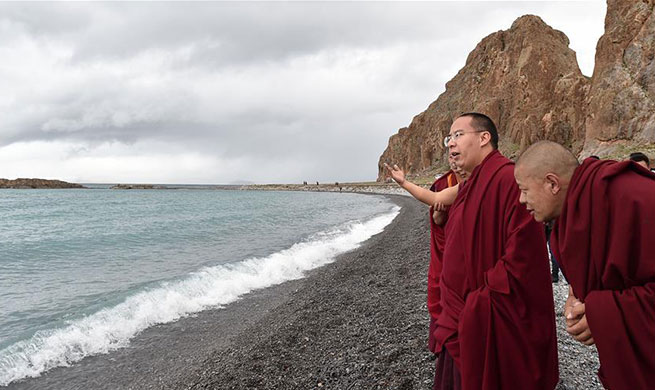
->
[0,1,606,184]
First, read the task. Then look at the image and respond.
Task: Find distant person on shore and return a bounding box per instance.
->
[387,113,558,390]
[514,141,655,390]
[628,151,650,170]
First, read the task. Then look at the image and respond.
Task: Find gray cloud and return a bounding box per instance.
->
[0,2,606,183]
[1,3,472,63]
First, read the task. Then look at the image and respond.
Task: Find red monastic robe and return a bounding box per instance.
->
[427,170,457,353]
[551,158,655,390]
[435,150,559,390]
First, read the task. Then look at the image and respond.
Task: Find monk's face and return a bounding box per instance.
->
[514,166,561,223]
[448,155,467,180]
[447,116,488,173]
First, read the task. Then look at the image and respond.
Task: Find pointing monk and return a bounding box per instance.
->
[514,140,655,390]
[387,113,558,390]
[385,156,466,389]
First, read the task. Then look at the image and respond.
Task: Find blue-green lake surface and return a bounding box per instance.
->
[0,189,398,386]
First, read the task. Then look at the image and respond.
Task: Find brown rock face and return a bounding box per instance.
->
[377,15,589,181]
[378,1,655,179]
[583,0,655,156]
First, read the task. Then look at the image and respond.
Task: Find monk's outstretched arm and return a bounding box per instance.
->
[400,180,458,206]
[383,163,458,206]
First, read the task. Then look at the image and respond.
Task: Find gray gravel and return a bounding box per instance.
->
[552,280,602,390]
[5,195,605,389]
[182,195,435,390]
[182,196,605,390]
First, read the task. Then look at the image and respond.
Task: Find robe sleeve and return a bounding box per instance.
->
[428,204,446,319]
[584,283,655,390]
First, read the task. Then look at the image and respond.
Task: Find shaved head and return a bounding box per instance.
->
[514,141,578,222]
[516,141,579,180]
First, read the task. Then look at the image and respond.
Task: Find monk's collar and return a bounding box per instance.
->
[469,149,500,179]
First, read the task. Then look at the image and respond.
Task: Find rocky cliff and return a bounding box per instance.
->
[583,0,655,157]
[378,0,655,180]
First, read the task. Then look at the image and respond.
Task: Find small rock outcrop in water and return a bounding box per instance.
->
[0,178,85,189]
[110,184,168,190]
[378,0,655,180]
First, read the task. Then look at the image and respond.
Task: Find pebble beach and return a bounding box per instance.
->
[6,194,602,390]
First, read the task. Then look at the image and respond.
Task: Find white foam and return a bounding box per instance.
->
[0,206,399,386]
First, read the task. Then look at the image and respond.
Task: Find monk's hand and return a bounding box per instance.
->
[432,203,446,225]
[566,303,595,346]
[383,163,405,185]
[564,288,582,328]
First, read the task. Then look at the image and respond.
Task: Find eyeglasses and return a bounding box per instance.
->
[443,130,485,147]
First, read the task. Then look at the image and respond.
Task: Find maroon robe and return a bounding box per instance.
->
[427,170,457,353]
[435,150,558,390]
[551,158,655,390]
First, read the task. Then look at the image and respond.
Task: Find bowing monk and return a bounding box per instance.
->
[387,113,558,390]
[514,141,655,390]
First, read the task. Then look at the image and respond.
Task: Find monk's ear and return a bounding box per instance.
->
[544,173,562,195]
[479,131,491,148]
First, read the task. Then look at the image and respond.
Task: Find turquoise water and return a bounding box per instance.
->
[0,189,398,385]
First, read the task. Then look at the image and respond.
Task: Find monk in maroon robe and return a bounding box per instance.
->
[428,161,464,354]
[515,141,655,390]
[387,113,558,390]
[385,156,464,389]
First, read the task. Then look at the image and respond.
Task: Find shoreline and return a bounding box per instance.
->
[5,194,601,390]
[0,182,416,196]
[4,194,421,389]
[239,183,412,196]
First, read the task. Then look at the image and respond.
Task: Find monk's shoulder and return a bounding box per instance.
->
[607,168,655,202]
[432,171,454,191]
[490,162,519,192]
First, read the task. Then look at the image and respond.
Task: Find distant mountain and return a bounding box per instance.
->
[378,0,655,180]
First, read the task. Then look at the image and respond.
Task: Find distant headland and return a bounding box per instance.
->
[0,178,85,189]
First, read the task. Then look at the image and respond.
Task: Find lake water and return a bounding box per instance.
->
[0,189,398,386]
